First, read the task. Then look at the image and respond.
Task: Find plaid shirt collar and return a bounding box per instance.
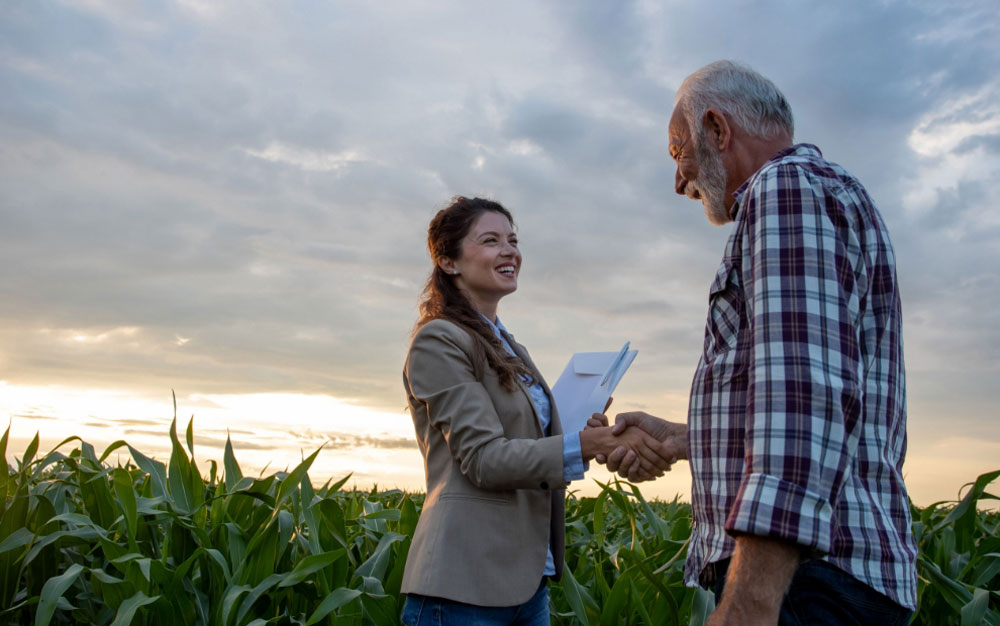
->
[729,143,823,221]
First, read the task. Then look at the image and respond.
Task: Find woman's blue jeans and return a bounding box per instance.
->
[401,579,549,626]
[713,558,913,626]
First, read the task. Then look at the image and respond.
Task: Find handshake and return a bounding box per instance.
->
[580,410,688,482]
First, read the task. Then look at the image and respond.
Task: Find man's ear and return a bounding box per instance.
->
[702,108,732,151]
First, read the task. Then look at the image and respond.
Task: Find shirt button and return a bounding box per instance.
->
[540,481,549,490]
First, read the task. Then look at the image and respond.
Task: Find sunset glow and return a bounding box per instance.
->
[2,1,998,509]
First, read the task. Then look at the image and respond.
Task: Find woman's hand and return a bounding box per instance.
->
[585,397,613,461]
[585,397,613,429]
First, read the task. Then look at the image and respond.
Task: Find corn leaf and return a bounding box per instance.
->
[689,586,714,626]
[0,527,34,557]
[127,445,168,499]
[279,549,346,588]
[360,592,399,626]
[109,591,159,626]
[0,425,9,496]
[355,532,405,581]
[34,562,84,626]
[272,448,321,515]
[220,584,251,626]
[593,489,609,535]
[20,432,39,471]
[599,571,631,626]
[362,509,402,521]
[185,415,196,458]
[112,468,138,541]
[0,423,9,463]
[97,439,130,464]
[224,434,243,491]
[327,472,354,493]
[305,587,363,625]
[167,417,203,515]
[940,470,1000,533]
[560,562,596,626]
[236,573,285,626]
[621,547,680,625]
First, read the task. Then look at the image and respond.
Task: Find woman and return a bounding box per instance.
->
[400,196,666,625]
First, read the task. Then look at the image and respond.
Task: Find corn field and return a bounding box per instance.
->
[2,417,997,625]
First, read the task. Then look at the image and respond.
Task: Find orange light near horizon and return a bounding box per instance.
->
[0,382,423,491]
[1,382,996,508]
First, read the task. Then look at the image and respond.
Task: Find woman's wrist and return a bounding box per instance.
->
[579,427,615,461]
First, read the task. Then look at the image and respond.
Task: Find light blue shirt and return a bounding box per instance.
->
[484,316,586,576]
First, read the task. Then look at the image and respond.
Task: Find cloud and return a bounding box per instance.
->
[13,413,58,421]
[903,81,1000,226]
[1,0,999,501]
[303,433,418,451]
[244,143,370,173]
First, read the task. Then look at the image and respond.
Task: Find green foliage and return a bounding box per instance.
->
[2,418,998,625]
[551,482,708,625]
[1,419,416,625]
[912,470,1000,626]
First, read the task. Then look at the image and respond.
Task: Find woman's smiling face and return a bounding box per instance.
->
[446,210,521,318]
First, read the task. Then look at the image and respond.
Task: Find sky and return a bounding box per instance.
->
[2,0,998,505]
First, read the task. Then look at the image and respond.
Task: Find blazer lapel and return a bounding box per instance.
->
[502,330,558,438]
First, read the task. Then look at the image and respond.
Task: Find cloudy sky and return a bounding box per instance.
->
[2,0,998,503]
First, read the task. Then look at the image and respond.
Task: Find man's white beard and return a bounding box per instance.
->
[690,129,732,225]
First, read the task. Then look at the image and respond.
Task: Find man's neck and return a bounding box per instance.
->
[725,131,794,203]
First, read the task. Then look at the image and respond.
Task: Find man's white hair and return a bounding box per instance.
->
[676,60,794,141]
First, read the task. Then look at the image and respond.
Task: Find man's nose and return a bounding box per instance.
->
[674,168,687,195]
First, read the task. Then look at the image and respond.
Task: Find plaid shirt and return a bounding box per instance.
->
[684,144,918,609]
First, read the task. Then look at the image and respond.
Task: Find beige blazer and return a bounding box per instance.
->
[400,318,567,607]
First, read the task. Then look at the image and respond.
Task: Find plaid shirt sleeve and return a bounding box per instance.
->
[724,161,866,553]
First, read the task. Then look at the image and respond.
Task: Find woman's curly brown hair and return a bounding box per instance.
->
[416,196,534,391]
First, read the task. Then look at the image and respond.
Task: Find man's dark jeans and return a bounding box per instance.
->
[712,558,913,626]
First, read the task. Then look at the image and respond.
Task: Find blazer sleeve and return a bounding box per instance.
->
[406,320,567,491]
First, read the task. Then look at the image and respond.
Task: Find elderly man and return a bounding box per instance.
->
[598,61,918,625]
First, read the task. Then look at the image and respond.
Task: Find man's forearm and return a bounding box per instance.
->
[708,535,800,626]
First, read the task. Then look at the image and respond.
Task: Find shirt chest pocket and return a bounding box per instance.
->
[703,260,744,357]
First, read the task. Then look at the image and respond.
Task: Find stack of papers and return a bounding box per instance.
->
[551,342,637,433]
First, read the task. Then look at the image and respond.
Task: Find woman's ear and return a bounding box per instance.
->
[437,258,458,275]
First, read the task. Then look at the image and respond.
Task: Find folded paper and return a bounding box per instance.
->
[551,342,637,434]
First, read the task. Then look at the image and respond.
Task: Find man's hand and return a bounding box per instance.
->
[610,411,686,443]
[611,426,673,480]
[579,424,672,479]
[602,411,688,481]
[705,535,800,626]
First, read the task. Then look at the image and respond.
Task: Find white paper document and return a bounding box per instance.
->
[551,342,637,434]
